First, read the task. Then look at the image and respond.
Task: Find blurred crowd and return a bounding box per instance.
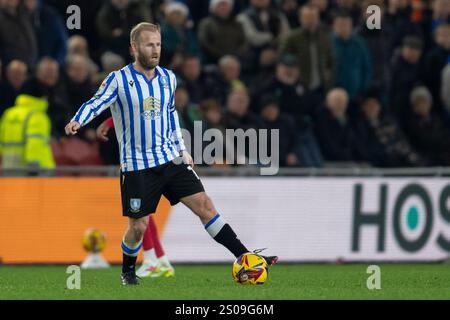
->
[1,0,450,168]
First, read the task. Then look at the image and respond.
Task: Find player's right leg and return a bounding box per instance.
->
[119,167,165,285]
[121,216,148,285]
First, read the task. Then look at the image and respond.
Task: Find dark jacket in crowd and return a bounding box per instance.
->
[0,7,38,68]
[331,33,372,99]
[383,6,423,56]
[423,45,450,111]
[160,22,201,67]
[280,25,335,91]
[261,113,298,167]
[197,14,247,64]
[0,81,21,114]
[405,112,450,166]
[28,2,68,65]
[95,1,152,60]
[251,76,307,126]
[314,107,368,162]
[388,51,423,122]
[357,115,424,167]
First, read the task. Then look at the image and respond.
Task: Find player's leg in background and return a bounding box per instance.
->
[148,216,175,277]
[180,192,249,258]
[121,216,149,282]
[136,215,158,277]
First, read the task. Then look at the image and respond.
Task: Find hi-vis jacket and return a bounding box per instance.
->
[0,94,55,169]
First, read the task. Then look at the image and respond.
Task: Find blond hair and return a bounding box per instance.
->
[130,22,160,44]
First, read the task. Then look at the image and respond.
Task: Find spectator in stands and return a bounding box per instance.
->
[441,62,450,121]
[96,0,152,60]
[0,0,38,68]
[259,95,299,167]
[224,89,265,131]
[64,54,94,115]
[383,0,423,57]
[237,0,290,70]
[67,35,100,80]
[333,0,361,25]
[315,88,368,162]
[424,24,450,111]
[388,36,424,125]
[24,0,68,66]
[204,55,246,105]
[279,0,300,28]
[199,99,228,166]
[357,0,389,91]
[331,10,372,101]
[405,86,450,166]
[178,55,208,104]
[0,60,28,113]
[224,89,265,164]
[309,0,333,25]
[22,57,69,137]
[251,54,308,123]
[197,0,247,64]
[160,2,200,67]
[358,93,424,167]
[421,0,450,49]
[200,98,225,132]
[280,4,335,109]
[174,84,201,134]
[248,44,278,90]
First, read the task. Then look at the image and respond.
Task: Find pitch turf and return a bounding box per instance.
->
[1,264,450,300]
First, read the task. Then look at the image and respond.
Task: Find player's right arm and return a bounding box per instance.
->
[65,72,118,136]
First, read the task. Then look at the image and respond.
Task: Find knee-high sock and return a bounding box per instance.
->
[204,214,248,258]
[148,216,165,258]
[121,238,142,273]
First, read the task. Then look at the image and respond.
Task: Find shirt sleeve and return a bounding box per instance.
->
[168,74,186,153]
[71,72,118,127]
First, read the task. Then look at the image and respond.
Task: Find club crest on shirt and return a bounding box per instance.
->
[130,198,141,213]
[160,75,169,89]
[142,97,161,119]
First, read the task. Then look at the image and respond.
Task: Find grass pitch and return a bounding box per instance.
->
[1,264,450,300]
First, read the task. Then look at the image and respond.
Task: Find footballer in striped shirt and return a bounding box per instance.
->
[65,22,277,285]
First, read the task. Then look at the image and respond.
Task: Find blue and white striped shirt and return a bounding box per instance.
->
[71,64,186,172]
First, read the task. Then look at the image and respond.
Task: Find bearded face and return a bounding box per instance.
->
[132,30,161,70]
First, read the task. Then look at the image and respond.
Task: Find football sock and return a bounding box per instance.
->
[204,214,248,258]
[148,216,165,257]
[142,221,154,250]
[121,239,142,274]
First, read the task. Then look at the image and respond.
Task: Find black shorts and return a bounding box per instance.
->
[120,159,205,218]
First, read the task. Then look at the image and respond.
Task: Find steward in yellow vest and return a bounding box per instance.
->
[0,92,55,170]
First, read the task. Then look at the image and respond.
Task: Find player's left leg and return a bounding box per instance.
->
[180,192,249,258]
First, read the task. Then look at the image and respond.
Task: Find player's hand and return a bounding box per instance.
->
[181,151,194,167]
[96,120,111,142]
[65,121,80,135]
